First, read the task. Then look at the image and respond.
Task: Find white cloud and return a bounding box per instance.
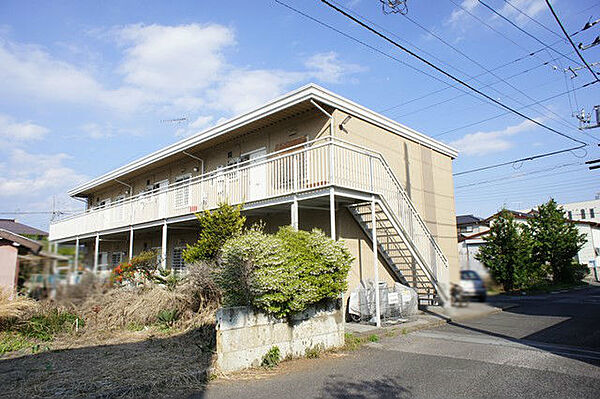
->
[0,24,365,133]
[0,149,87,197]
[0,38,149,113]
[449,120,538,156]
[210,69,304,114]
[115,24,235,93]
[445,0,478,27]
[0,114,49,141]
[499,0,547,25]
[175,115,214,137]
[304,52,365,84]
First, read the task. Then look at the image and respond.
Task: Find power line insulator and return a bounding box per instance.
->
[379,0,408,15]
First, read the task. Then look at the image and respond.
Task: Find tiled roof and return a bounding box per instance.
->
[456,215,483,226]
[0,219,48,236]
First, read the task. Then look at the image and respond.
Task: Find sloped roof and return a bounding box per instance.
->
[456,215,483,226]
[0,219,48,236]
[0,229,43,254]
[68,83,458,197]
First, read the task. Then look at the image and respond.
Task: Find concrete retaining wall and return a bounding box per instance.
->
[215,301,344,372]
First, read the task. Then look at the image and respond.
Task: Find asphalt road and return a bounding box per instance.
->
[196,285,600,399]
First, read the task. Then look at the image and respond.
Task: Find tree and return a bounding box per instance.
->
[527,199,586,283]
[476,209,530,291]
[183,203,246,263]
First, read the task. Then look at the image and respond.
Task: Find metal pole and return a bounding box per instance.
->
[129,227,134,261]
[372,197,381,327]
[329,188,336,240]
[161,221,168,269]
[291,195,299,230]
[93,233,99,273]
[74,237,79,271]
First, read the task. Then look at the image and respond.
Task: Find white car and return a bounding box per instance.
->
[460,270,487,302]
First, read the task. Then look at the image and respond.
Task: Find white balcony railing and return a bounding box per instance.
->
[50,137,448,286]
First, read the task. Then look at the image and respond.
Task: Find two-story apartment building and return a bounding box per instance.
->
[49,84,460,305]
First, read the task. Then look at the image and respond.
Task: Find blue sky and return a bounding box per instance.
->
[0,0,599,230]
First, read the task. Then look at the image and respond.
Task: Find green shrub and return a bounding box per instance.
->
[261,346,281,368]
[368,334,379,343]
[0,332,33,355]
[219,226,353,318]
[183,203,246,263]
[18,309,82,341]
[218,226,284,308]
[305,344,323,359]
[343,333,363,351]
[157,309,180,328]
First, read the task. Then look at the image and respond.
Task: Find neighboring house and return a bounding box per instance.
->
[560,196,600,222]
[49,84,460,305]
[0,229,42,292]
[456,215,487,238]
[458,209,600,281]
[0,219,48,240]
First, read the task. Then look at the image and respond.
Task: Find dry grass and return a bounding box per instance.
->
[0,289,38,324]
[0,266,221,397]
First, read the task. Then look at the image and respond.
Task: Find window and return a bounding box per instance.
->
[568,211,573,220]
[581,209,586,219]
[98,252,109,270]
[111,252,124,267]
[590,208,595,219]
[172,247,185,272]
[174,174,191,208]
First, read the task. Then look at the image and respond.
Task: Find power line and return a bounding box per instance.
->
[454,162,585,190]
[397,10,577,131]
[433,80,598,139]
[273,0,482,103]
[453,146,588,176]
[501,0,564,40]
[545,0,600,83]
[478,0,584,68]
[319,0,586,147]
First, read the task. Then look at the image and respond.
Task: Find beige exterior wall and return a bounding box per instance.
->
[0,244,19,293]
[78,105,458,286]
[333,109,460,283]
[88,111,330,207]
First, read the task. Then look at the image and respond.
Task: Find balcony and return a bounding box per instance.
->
[50,136,450,302]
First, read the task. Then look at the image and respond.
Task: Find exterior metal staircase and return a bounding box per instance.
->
[348,201,444,306]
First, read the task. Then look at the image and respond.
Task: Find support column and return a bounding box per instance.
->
[51,242,58,275]
[74,237,79,272]
[93,233,99,273]
[291,195,299,230]
[129,227,134,261]
[161,221,167,269]
[329,188,336,240]
[372,197,381,327]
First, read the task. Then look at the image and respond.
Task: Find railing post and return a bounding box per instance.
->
[369,155,374,192]
[371,196,381,327]
[328,139,335,186]
[293,153,299,192]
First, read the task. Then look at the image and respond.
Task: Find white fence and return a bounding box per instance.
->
[50,138,448,287]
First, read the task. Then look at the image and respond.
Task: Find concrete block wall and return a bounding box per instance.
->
[215,301,344,372]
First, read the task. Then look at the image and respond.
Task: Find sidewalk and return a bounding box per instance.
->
[345,301,518,337]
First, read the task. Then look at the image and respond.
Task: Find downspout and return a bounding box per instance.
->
[182,151,205,175]
[311,99,336,186]
[310,99,334,139]
[114,179,133,196]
